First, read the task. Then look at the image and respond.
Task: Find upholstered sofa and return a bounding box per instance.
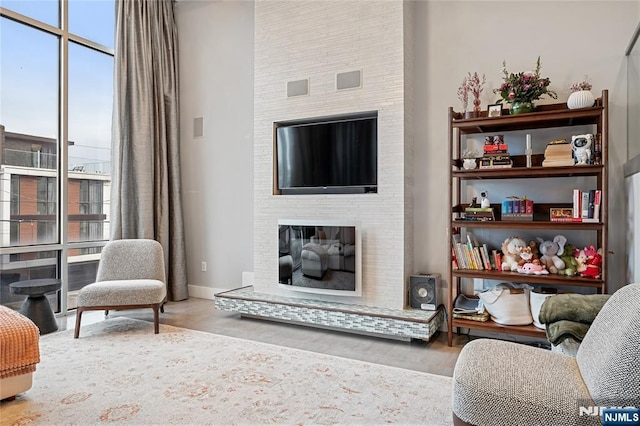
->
[0,305,40,400]
[300,226,355,278]
[452,283,640,426]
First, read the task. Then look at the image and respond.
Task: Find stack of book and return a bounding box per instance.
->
[451,232,494,270]
[542,140,574,167]
[501,196,534,221]
[549,189,602,222]
[462,207,495,221]
[480,142,512,169]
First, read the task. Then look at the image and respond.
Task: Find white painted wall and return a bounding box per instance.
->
[175,0,638,300]
[413,1,638,295]
[175,0,254,297]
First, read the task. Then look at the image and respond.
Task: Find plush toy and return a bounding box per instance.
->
[517,262,549,275]
[558,243,578,276]
[518,246,541,267]
[573,248,588,274]
[501,236,527,271]
[536,235,567,274]
[528,239,540,259]
[579,245,603,279]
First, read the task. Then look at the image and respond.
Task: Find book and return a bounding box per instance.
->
[452,311,490,322]
[593,190,602,221]
[542,140,574,167]
[588,189,596,219]
[550,207,574,222]
[581,192,590,218]
[573,189,581,219]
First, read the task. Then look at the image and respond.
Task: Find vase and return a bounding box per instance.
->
[567,90,595,109]
[509,101,534,115]
[462,159,477,170]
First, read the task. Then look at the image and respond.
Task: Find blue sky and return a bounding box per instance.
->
[1,0,115,167]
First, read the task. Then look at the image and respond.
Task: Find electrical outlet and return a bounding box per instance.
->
[201,261,207,272]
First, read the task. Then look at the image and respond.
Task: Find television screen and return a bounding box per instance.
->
[275,112,377,194]
[278,220,362,297]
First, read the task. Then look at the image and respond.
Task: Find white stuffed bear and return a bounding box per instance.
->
[536,235,567,274]
[501,236,527,271]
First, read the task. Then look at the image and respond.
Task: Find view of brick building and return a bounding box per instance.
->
[0,125,110,309]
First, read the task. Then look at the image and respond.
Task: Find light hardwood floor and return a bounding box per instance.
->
[60,297,468,377]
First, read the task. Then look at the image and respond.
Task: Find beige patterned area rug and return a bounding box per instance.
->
[2,318,453,425]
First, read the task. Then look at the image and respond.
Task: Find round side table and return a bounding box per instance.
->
[10,278,61,335]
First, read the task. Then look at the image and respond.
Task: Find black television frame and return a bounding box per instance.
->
[274,111,378,195]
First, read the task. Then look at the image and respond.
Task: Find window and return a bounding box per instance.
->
[10,175,20,215]
[0,1,114,313]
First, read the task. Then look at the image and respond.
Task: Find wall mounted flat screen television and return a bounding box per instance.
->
[275,111,377,195]
[278,219,362,297]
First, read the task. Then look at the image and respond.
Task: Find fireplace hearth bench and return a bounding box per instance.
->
[214,286,443,342]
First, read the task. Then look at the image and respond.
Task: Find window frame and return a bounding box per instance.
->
[0,2,114,314]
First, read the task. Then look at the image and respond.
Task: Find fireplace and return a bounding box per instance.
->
[277,220,362,297]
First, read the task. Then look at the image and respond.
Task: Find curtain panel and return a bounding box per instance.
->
[112,0,188,301]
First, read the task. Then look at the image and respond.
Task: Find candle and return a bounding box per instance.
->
[526,134,531,150]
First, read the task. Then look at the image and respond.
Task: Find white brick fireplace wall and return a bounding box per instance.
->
[253,0,414,309]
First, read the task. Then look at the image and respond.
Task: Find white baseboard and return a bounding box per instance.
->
[187,285,225,300]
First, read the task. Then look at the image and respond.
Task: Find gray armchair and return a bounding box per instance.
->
[74,239,167,338]
[452,283,640,426]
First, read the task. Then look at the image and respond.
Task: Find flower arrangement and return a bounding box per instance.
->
[569,76,592,93]
[458,72,486,114]
[457,77,470,113]
[462,148,479,159]
[494,56,557,105]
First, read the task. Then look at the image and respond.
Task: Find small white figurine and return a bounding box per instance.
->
[571,134,594,165]
[480,191,490,208]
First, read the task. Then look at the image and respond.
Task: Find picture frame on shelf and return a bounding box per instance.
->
[487,104,502,117]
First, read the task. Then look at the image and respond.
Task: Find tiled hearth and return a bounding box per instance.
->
[214,286,443,342]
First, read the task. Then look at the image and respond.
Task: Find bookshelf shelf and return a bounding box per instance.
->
[447,90,609,347]
[451,317,546,339]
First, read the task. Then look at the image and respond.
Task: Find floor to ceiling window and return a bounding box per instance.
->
[0,1,114,313]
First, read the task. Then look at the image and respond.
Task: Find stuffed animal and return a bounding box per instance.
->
[501,236,527,271]
[517,262,549,275]
[536,235,567,274]
[579,245,603,279]
[573,248,588,274]
[518,246,542,267]
[528,239,539,259]
[558,243,578,276]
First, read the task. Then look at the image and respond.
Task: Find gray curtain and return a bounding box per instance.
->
[111,0,188,301]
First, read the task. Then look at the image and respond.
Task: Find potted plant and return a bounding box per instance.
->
[457,76,470,116]
[467,72,486,117]
[458,72,486,118]
[493,56,557,115]
[567,76,594,109]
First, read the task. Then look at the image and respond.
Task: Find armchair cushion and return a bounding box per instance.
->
[77,279,166,307]
[453,339,598,426]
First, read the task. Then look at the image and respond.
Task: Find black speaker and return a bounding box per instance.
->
[409,273,440,309]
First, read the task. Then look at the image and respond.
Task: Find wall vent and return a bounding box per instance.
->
[336,70,361,90]
[286,79,309,97]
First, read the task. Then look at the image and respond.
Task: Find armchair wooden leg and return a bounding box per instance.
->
[153,305,160,334]
[74,308,83,338]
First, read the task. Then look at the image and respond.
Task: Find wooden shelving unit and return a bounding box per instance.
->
[447,90,608,346]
